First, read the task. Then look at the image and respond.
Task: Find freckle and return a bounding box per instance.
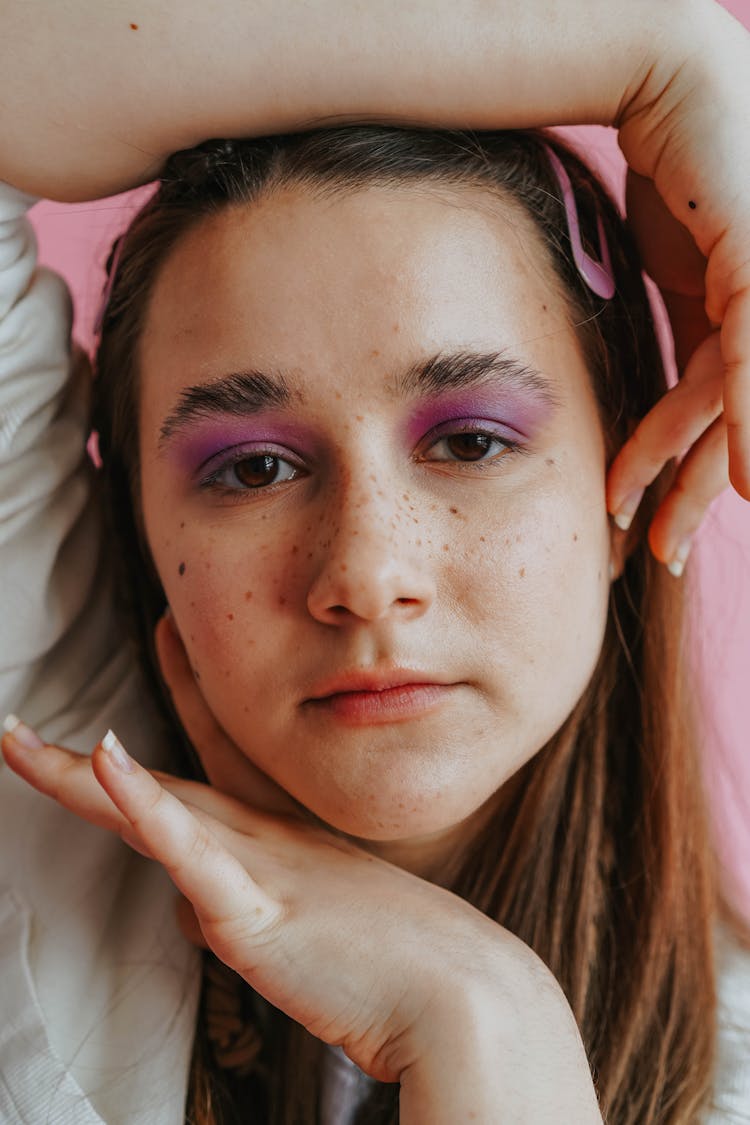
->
[243,705,249,713]
[278,596,285,607]
[340,563,348,572]
[515,534,521,542]
[504,537,510,547]
[130,22,139,30]
[190,601,195,608]
[443,543,449,551]
[356,415,364,422]
[519,567,525,577]
[180,522,185,529]
[392,323,400,333]
[542,303,548,312]
[245,590,253,600]
[449,506,458,515]
[335,391,342,399]
[573,532,578,542]
[598,569,602,581]
[205,561,211,570]
[291,545,299,555]
[546,458,555,467]
[227,613,234,621]
[416,538,422,546]
[189,634,195,641]
[178,561,186,576]
[371,349,380,357]
[479,536,485,543]
[307,551,313,559]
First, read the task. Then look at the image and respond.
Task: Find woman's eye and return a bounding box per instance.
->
[426,431,517,463]
[206,453,299,491]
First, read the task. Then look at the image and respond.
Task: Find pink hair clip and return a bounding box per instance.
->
[543,145,615,300]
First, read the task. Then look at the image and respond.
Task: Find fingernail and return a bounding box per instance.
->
[667,538,692,578]
[613,489,644,532]
[2,714,44,750]
[101,729,134,772]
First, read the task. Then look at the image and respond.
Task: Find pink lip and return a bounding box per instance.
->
[305,670,458,725]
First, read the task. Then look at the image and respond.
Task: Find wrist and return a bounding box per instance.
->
[401,944,602,1125]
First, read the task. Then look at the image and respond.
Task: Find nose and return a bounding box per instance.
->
[305,477,436,625]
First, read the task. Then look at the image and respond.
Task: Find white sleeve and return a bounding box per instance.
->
[0,181,200,1125]
[703,925,750,1123]
[0,179,128,738]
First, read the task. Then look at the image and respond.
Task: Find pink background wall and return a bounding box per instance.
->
[27,0,750,915]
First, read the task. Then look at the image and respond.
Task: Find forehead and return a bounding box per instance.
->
[139,183,586,411]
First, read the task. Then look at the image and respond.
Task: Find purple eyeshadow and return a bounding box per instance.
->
[404,386,555,447]
[170,416,313,476]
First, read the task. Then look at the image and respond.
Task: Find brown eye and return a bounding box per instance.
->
[232,455,281,488]
[444,434,494,461]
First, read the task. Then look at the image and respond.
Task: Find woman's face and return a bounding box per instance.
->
[138,182,617,868]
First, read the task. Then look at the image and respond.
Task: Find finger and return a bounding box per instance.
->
[607,333,723,524]
[175,893,210,950]
[718,281,750,498]
[92,730,281,939]
[155,612,302,817]
[2,719,131,833]
[647,416,729,573]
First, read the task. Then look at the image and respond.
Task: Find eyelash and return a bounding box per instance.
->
[198,425,526,499]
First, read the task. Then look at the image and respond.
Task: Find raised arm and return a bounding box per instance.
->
[3,0,749,552]
[0,0,733,200]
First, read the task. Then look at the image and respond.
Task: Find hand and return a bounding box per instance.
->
[607,2,750,563]
[0,719,601,1123]
[605,170,729,572]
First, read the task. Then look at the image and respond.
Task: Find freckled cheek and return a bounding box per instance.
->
[154,529,304,678]
[448,488,608,615]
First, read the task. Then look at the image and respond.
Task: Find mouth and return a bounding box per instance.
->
[305,669,459,725]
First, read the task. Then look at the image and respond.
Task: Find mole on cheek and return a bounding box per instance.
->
[178,561,186,576]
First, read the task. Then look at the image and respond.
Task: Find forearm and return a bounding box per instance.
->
[1,0,694,201]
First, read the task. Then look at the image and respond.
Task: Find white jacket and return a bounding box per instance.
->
[0,180,747,1125]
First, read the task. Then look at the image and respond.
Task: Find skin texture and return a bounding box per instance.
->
[4,1,746,565]
[0,182,625,1120]
[137,183,619,877]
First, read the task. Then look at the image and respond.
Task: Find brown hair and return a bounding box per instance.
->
[91,126,749,1124]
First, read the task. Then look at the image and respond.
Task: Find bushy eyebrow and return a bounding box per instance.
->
[159,370,296,446]
[157,349,561,449]
[396,349,560,403]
